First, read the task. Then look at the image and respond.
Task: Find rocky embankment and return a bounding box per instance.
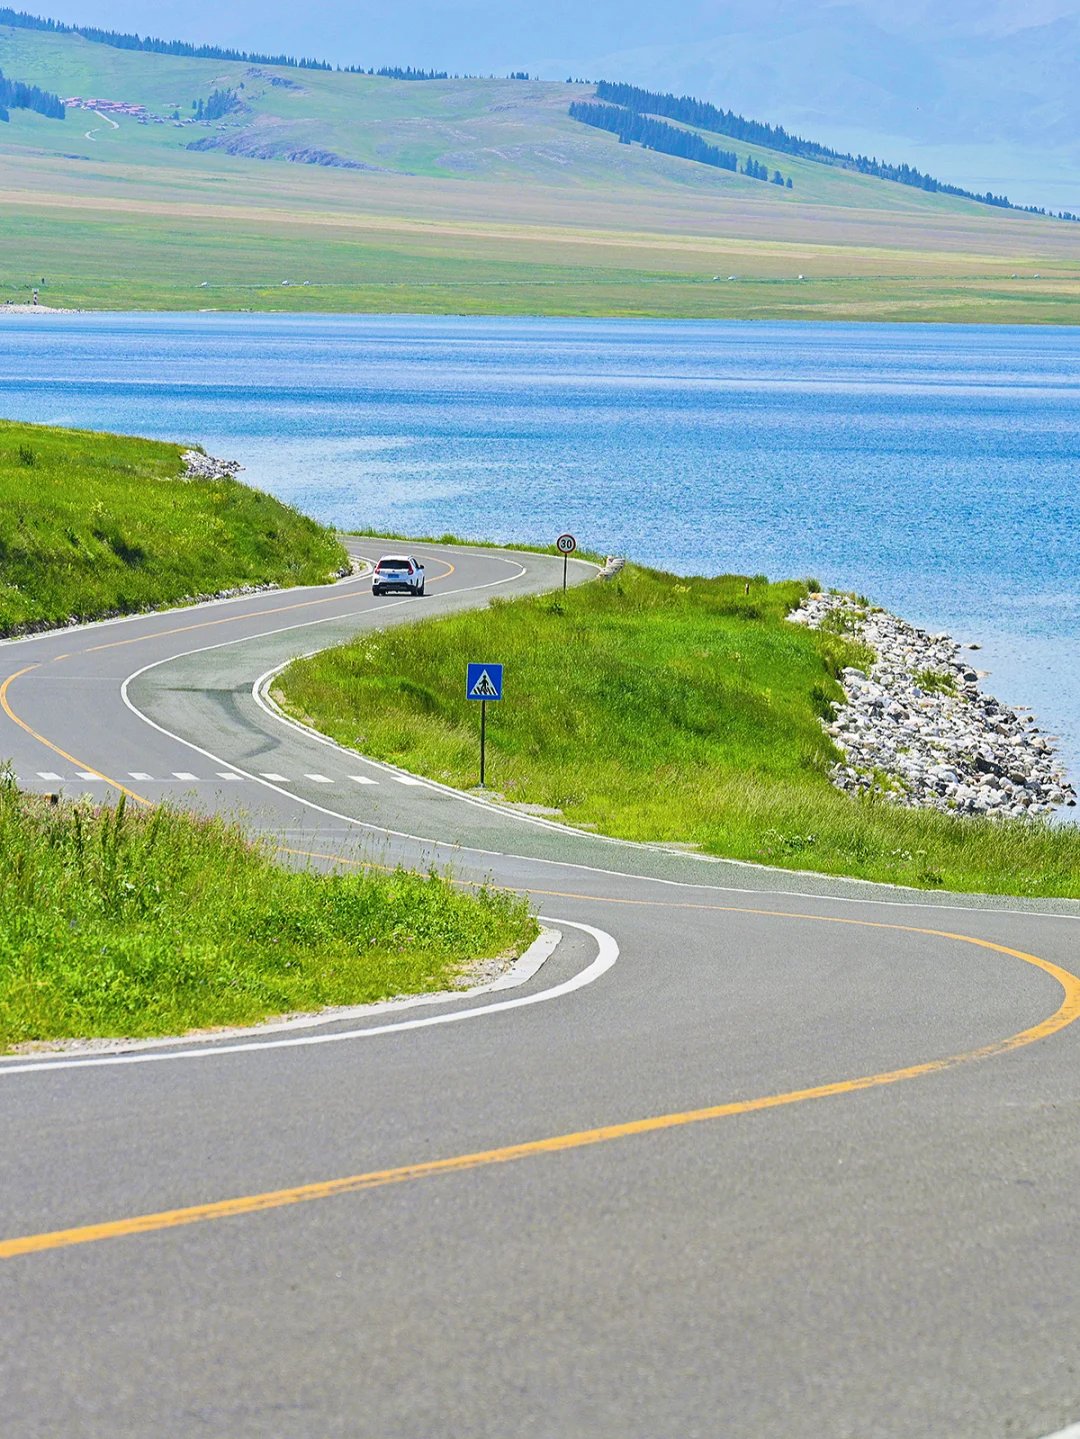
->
[181,449,244,480]
[790,592,1076,818]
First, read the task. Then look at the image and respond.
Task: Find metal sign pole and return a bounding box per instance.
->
[556,533,576,593]
[466,662,502,788]
[479,698,487,787]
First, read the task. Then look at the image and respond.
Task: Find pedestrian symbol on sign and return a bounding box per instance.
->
[467,667,502,700]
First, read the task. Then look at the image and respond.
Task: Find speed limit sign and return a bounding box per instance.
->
[556,533,577,590]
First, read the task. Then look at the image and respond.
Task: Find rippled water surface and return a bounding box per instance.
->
[2,312,1078,768]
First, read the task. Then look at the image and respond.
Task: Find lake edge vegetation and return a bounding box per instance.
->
[276,562,1080,896]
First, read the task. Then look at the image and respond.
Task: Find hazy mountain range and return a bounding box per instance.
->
[32,0,1080,209]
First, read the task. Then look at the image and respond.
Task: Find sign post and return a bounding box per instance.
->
[466,662,503,787]
[556,532,577,592]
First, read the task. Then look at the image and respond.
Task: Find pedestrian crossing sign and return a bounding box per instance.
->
[466,663,503,701]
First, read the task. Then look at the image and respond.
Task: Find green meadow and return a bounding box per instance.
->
[1,22,1078,319]
[0,419,347,633]
[277,563,1080,896]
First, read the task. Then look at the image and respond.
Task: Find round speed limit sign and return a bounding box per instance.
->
[556,533,577,554]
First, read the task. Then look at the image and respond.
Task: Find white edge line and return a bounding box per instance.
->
[1037,1427,1080,1439]
[0,926,561,1061]
[0,918,615,1077]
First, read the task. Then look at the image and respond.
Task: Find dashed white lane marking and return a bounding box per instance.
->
[392,775,427,786]
[16,771,383,787]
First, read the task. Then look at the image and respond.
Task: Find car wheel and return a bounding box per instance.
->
[417,580,425,596]
[372,587,382,596]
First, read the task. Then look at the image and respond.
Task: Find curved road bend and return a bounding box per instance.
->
[2,541,1079,1439]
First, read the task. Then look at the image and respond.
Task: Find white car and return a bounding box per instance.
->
[372,554,425,596]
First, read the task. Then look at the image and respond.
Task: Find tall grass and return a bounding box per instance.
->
[0,772,535,1048]
[0,420,347,634]
[278,564,1080,896]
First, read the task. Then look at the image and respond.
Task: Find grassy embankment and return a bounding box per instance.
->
[0,774,536,1049]
[0,419,347,633]
[277,564,1080,896]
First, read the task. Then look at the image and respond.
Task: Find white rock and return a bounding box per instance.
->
[791,590,1076,818]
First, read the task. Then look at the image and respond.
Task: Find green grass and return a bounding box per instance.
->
[0,773,536,1048]
[276,563,1080,896]
[0,419,347,633]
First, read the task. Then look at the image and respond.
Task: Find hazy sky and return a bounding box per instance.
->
[34,0,1080,206]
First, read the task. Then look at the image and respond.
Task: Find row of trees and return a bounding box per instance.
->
[339,65,449,79]
[569,101,738,172]
[0,7,523,88]
[0,7,331,69]
[570,102,793,186]
[0,67,64,121]
[590,80,1064,217]
[742,156,790,185]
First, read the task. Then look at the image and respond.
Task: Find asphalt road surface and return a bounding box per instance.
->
[2,542,1079,1439]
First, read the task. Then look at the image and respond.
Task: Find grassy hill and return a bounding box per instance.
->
[1,22,1079,319]
[0,419,347,634]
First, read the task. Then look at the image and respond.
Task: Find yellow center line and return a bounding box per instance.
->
[0,666,153,805]
[3,902,1077,1263]
[73,555,454,657]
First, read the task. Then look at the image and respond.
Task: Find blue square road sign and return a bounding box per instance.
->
[466,663,503,700]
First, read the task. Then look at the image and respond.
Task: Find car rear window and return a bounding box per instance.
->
[377,557,410,570]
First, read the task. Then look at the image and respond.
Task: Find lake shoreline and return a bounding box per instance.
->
[5,312,1078,776]
[792,592,1076,817]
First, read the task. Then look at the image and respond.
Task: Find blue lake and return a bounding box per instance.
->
[2,312,1078,770]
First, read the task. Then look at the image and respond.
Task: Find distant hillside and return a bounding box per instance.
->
[588,81,1078,221]
[0,13,1078,322]
[1,6,1075,220]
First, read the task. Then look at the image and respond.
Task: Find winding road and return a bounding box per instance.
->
[2,541,1079,1439]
